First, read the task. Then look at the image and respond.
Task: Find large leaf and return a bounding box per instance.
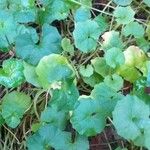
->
[1,91,31,128]
[73,20,100,53]
[36,54,75,89]
[113,95,150,149]
[49,79,79,110]
[27,124,89,150]
[0,58,25,88]
[71,96,106,136]
[16,24,62,65]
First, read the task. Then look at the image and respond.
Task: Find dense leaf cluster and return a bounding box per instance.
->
[0,0,150,150]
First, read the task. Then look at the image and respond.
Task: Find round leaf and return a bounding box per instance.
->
[36,54,75,89]
[0,58,25,88]
[73,20,100,53]
[71,96,106,136]
[113,6,135,24]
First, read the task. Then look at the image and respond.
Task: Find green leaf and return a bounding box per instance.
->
[91,57,113,77]
[146,22,150,40]
[104,47,125,68]
[117,65,142,83]
[16,24,62,66]
[94,15,109,35]
[40,105,68,130]
[61,37,74,55]
[38,0,70,24]
[82,72,103,87]
[36,54,75,89]
[113,6,135,24]
[79,64,94,77]
[123,46,147,67]
[102,31,124,51]
[133,77,150,105]
[144,0,150,6]
[122,22,145,38]
[73,20,100,53]
[104,74,123,91]
[0,58,25,88]
[113,95,150,141]
[0,10,17,51]
[71,96,106,136]
[113,0,132,6]
[74,7,91,22]
[49,80,79,110]
[1,91,31,128]
[91,82,123,116]
[136,38,150,52]
[23,62,41,87]
[27,124,89,150]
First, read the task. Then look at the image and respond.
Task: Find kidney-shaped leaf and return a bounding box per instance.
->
[113,6,135,24]
[27,124,89,150]
[0,58,25,88]
[36,54,75,89]
[73,20,100,53]
[16,24,62,66]
[71,96,106,137]
[40,105,68,130]
[1,91,31,128]
[113,95,150,141]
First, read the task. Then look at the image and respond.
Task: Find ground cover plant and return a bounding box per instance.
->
[0,0,150,150]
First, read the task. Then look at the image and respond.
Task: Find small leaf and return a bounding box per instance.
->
[102,31,124,51]
[61,37,74,55]
[82,72,103,87]
[122,22,145,38]
[74,7,91,22]
[36,54,75,89]
[0,58,25,88]
[73,20,100,53]
[113,6,135,24]
[94,15,108,35]
[91,57,113,77]
[40,105,68,130]
[79,64,94,77]
[104,47,125,68]
[23,62,41,87]
[1,91,31,128]
[104,74,123,91]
